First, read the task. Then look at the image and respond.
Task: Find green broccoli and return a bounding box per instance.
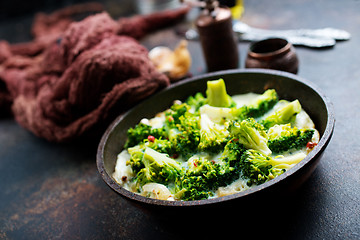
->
[220,138,246,166]
[228,118,272,156]
[240,149,305,185]
[124,123,168,148]
[126,145,146,173]
[198,104,238,125]
[146,138,177,156]
[185,92,207,112]
[121,82,315,201]
[198,113,230,154]
[179,156,222,200]
[267,124,315,153]
[168,113,201,159]
[237,89,278,119]
[217,138,247,184]
[206,79,235,108]
[261,100,302,129]
[178,139,247,201]
[164,102,190,129]
[161,100,202,159]
[134,148,184,190]
[126,137,177,173]
[198,89,278,125]
[248,89,278,116]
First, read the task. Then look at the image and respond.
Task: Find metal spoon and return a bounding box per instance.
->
[184,21,351,48]
[233,21,350,48]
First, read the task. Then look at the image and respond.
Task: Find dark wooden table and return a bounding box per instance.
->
[0,0,359,239]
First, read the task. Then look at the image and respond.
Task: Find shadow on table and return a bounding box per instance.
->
[136,186,311,240]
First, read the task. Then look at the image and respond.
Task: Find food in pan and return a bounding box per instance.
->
[113,79,319,201]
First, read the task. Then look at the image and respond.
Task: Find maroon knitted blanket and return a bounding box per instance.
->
[0,4,188,142]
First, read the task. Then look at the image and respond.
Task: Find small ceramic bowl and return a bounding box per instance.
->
[97,69,334,207]
[245,38,299,74]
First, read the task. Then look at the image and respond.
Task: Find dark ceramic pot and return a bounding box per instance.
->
[245,38,299,74]
[97,69,334,207]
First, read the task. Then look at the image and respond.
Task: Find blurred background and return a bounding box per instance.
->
[0,0,134,43]
[0,0,135,20]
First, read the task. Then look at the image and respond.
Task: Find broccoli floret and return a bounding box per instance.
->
[124,123,168,148]
[127,145,146,173]
[179,175,213,200]
[185,92,207,112]
[220,138,246,166]
[217,138,247,184]
[178,139,247,201]
[162,101,201,159]
[240,149,305,185]
[198,89,279,125]
[267,124,315,153]
[248,89,278,117]
[179,156,222,200]
[198,104,238,125]
[165,102,191,129]
[261,100,302,129]
[127,137,177,173]
[240,149,275,185]
[206,79,235,108]
[198,113,230,154]
[134,148,184,190]
[237,89,279,119]
[228,118,272,156]
[146,138,177,156]
[169,113,201,159]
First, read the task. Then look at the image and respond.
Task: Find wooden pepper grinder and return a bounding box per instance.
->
[195,0,239,72]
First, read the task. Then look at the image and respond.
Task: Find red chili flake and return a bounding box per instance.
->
[211,160,216,164]
[194,160,198,167]
[306,142,317,149]
[147,135,155,142]
[170,153,179,159]
[167,116,174,122]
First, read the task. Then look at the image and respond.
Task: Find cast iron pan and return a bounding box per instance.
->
[97,69,335,207]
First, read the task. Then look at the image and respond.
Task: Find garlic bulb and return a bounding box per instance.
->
[149,40,191,81]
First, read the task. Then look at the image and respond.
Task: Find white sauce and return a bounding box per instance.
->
[113,150,135,191]
[216,178,250,197]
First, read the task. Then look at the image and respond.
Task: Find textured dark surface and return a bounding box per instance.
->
[0,0,359,239]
